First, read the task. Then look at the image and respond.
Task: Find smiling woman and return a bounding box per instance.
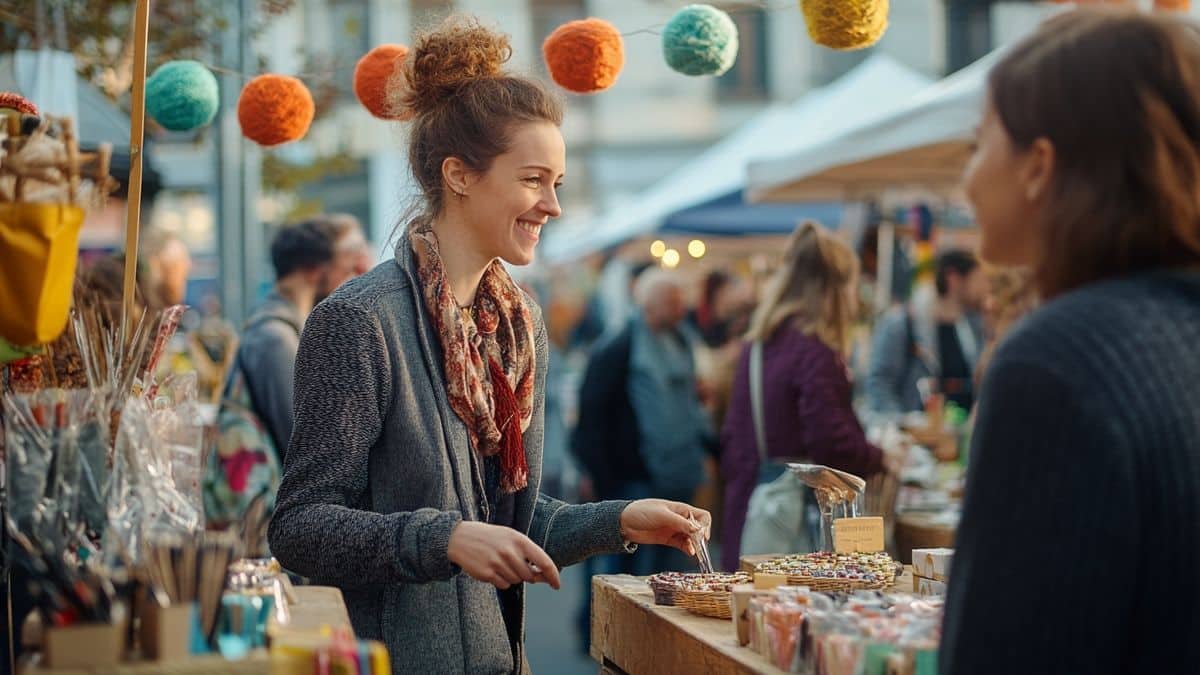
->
[267,15,712,675]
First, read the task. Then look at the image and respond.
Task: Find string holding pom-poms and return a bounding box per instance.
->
[661,4,739,77]
[145,60,220,132]
[543,18,625,94]
[801,0,889,51]
[354,44,413,120]
[237,74,315,146]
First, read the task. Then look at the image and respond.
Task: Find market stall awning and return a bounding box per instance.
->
[745,48,1008,203]
[540,54,932,263]
[660,190,842,236]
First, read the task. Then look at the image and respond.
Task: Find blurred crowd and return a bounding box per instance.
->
[81,207,1037,653]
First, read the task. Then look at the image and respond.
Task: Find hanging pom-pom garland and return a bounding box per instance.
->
[801,0,889,51]
[353,44,413,120]
[145,60,220,132]
[237,74,315,147]
[543,18,625,94]
[661,4,739,77]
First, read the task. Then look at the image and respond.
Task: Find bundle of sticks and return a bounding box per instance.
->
[142,532,241,645]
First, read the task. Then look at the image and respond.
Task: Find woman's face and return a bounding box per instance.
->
[962,99,1046,267]
[460,121,565,266]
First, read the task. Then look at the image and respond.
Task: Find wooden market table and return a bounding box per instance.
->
[894,512,957,564]
[591,570,916,675]
[18,586,352,675]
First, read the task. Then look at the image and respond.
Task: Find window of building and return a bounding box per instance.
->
[716,5,769,101]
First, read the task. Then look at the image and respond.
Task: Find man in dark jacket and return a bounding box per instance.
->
[236,217,360,456]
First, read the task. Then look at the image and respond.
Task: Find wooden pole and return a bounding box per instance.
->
[120,0,151,345]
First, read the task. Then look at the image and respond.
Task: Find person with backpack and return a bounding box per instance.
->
[238,218,359,456]
[865,249,987,418]
[205,218,360,529]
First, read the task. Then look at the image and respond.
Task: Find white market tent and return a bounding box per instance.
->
[745,47,1009,203]
[539,53,933,264]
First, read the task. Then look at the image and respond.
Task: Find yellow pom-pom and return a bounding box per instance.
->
[801,0,888,51]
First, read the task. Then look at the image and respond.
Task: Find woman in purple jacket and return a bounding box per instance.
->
[721,222,889,569]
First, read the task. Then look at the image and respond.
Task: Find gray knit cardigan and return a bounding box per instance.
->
[267,236,632,674]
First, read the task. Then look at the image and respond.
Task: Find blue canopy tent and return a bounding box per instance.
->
[660,190,842,236]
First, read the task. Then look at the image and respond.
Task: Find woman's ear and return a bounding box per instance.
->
[1019,137,1056,204]
[442,156,472,197]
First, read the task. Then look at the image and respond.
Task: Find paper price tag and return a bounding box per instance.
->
[833,516,885,553]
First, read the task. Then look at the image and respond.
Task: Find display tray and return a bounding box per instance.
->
[591,569,916,675]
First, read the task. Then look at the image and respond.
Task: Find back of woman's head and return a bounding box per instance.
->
[747,222,858,353]
[398,16,563,222]
[990,8,1200,296]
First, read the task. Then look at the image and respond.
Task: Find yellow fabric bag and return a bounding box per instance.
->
[0,201,85,345]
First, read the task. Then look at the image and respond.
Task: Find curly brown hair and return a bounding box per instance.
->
[990,8,1200,297]
[394,16,563,226]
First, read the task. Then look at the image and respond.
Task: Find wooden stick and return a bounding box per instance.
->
[120,0,151,347]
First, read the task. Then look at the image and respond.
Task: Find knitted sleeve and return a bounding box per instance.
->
[267,299,463,586]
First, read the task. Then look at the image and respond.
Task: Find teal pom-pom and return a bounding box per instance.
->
[661,4,739,77]
[145,60,219,132]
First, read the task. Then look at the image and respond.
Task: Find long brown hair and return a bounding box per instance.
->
[989,8,1200,297]
[396,16,563,225]
[745,221,859,355]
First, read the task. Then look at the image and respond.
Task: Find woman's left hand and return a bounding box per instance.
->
[620,499,712,555]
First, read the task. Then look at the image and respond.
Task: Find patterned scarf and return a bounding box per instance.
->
[410,226,535,493]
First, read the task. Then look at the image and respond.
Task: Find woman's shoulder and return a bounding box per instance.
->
[304,261,419,348]
[771,325,836,359]
[992,271,1200,398]
[319,260,414,318]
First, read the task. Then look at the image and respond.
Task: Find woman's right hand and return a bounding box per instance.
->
[447,521,561,590]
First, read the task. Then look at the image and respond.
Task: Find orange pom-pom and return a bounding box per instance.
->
[1154,0,1189,10]
[0,92,38,116]
[543,18,624,94]
[353,44,412,120]
[237,74,315,147]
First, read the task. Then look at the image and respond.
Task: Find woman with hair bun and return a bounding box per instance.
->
[268,17,710,673]
[942,8,1200,674]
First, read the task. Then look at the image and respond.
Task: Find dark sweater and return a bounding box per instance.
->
[720,327,884,570]
[940,270,1200,675]
[571,325,651,498]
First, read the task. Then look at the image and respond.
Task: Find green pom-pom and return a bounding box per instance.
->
[146,60,219,132]
[661,4,739,77]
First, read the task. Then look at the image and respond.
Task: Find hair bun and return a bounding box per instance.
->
[401,16,512,116]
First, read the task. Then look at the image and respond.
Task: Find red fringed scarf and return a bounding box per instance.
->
[411,227,536,493]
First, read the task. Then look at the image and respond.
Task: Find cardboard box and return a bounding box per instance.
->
[911,547,953,582]
[913,575,947,596]
[139,600,195,661]
[44,620,126,668]
[753,573,790,590]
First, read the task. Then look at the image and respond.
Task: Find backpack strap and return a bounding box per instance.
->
[749,340,769,464]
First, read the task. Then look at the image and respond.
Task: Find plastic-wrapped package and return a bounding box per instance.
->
[150,372,206,526]
[107,395,201,564]
[3,389,109,541]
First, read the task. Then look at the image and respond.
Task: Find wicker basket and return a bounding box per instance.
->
[769,574,891,592]
[649,582,680,606]
[676,589,733,620]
